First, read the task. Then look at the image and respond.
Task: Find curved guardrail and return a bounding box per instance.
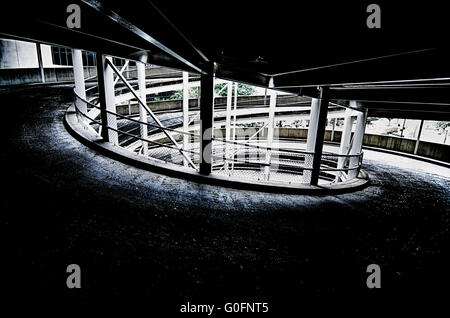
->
[71,64,364,186]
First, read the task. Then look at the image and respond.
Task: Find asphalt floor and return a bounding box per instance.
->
[1,84,448,311]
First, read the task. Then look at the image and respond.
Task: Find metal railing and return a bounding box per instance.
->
[72,63,364,186]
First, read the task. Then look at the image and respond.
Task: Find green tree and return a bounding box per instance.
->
[169,83,254,100]
[214,83,255,97]
[168,87,199,100]
[436,121,450,129]
[169,90,182,100]
[366,117,379,125]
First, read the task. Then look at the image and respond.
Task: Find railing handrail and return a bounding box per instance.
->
[73,72,364,183]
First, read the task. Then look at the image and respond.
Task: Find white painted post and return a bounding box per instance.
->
[225,81,232,142]
[72,48,87,116]
[232,82,238,141]
[348,105,367,179]
[264,77,276,180]
[182,71,190,166]
[225,81,233,172]
[104,56,118,145]
[137,62,148,155]
[336,108,355,182]
[231,82,238,172]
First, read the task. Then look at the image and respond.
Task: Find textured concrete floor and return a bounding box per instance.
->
[0,84,449,310]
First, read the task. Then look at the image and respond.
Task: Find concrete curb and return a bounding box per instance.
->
[64,105,370,195]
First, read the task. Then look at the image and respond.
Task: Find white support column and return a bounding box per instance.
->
[264,77,276,180]
[137,62,148,155]
[104,56,118,145]
[336,108,355,181]
[414,119,424,155]
[199,63,215,175]
[182,71,190,166]
[36,43,45,83]
[303,98,320,184]
[348,104,367,179]
[231,82,238,172]
[72,48,87,116]
[303,89,329,185]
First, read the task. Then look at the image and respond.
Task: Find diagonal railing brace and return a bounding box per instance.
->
[106,59,197,169]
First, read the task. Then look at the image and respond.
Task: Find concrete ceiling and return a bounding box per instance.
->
[1,0,449,119]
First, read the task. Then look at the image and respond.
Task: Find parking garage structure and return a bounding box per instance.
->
[1,0,449,308]
[63,53,371,194]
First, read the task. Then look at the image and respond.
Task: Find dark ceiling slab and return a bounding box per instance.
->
[1,0,449,117]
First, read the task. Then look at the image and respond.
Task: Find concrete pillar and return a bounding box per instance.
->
[303,88,329,185]
[264,77,276,180]
[182,71,190,166]
[36,43,45,83]
[96,53,118,144]
[414,119,424,155]
[137,62,148,156]
[199,63,214,175]
[348,105,367,179]
[336,108,355,181]
[72,48,87,116]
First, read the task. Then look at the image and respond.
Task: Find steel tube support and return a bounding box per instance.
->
[231,82,238,172]
[348,103,367,179]
[264,77,276,180]
[199,63,215,175]
[224,81,233,172]
[225,82,232,141]
[303,87,329,185]
[232,82,237,141]
[182,71,190,166]
[137,62,148,155]
[72,48,87,116]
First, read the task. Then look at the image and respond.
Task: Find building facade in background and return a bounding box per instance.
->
[0,38,98,86]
